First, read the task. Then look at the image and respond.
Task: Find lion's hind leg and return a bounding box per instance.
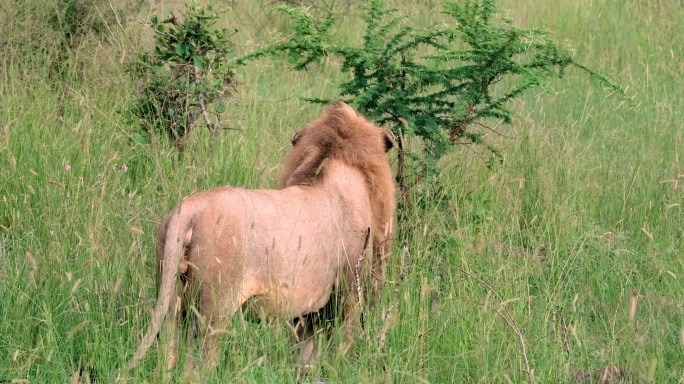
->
[294,314,328,378]
[196,282,249,373]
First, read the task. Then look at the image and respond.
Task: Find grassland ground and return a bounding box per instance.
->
[0,0,682,382]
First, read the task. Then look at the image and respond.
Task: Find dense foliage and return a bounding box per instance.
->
[127,1,237,152]
[241,0,629,199]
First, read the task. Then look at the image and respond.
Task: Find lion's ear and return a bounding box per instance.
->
[291,130,302,146]
[382,129,396,152]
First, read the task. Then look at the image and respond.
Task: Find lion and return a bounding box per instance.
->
[126,101,396,374]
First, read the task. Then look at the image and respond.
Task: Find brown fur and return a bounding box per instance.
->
[278,101,396,295]
[126,102,396,373]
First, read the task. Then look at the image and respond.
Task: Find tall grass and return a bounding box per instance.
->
[1,0,682,382]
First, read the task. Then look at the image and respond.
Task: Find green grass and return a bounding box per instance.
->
[1,0,682,382]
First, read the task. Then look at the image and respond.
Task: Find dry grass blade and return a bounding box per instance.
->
[355,228,371,328]
[460,267,533,384]
[378,239,411,352]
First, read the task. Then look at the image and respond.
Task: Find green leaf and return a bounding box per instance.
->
[132,131,149,145]
[193,55,205,69]
[214,100,226,113]
[175,43,188,57]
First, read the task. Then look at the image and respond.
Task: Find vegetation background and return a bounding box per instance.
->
[0,0,682,382]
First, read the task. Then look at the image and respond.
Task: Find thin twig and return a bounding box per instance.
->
[450,102,475,144]
[394,117,410,206]
[459,267,533,383]
[561,312,572,357]
[354,228,371,328]
[395,123,407,199]
[473,121,513,139]
[194,65,215,134]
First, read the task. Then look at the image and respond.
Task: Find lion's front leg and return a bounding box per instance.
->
[338,288,362,357]
[295,318,317,375]
[369,242,390,307]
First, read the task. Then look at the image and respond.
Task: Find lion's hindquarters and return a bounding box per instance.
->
[170,188,362,369]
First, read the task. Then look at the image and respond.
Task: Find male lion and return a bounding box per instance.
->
[127,101,396,373]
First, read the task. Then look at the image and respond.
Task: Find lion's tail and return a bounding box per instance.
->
[126,208,190,370]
